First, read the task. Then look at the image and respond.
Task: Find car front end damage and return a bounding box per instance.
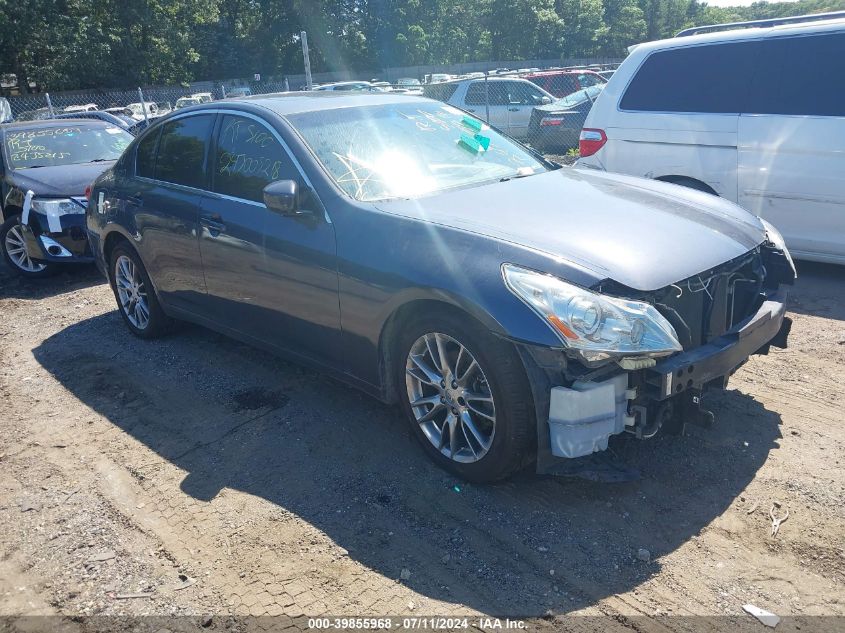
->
[509,236,794,475]
[18,194,94,264]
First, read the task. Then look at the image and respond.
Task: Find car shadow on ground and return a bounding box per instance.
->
[0,264,104,300]
[788,261,845,321]
[33,311,783,615]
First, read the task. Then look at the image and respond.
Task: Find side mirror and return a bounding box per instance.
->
[263,179,299,215]
[541,96,553,105]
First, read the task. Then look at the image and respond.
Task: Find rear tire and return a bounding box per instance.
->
[396,309,535,483]
[0,216,57,278]
[108,243,173,339]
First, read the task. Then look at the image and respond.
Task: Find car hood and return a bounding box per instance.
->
[6,161,115,197]
[375,168,766,291]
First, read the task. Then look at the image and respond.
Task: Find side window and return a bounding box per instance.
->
[136,127,160,179]
[507,82,545,105]
[550,75,578,96]
[748,33,845,117]
[620,41,761,113]
[213,114,297,203]
[154,114,214,188]
[465,82,509,106]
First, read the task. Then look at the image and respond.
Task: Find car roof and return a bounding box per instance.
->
[524,69,599,77]
[199,91,421,116]
[436,76,539,86]
[0,118,115,133]
[633,16,845,56]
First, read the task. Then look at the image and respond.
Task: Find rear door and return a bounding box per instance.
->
[462,81,509,131]
[199,111,341,367]
[129,114,214,312]
[738,31,845,261]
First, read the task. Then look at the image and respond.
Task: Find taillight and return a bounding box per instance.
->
[579,128,607,157]
[85,185,92,202]
[540,118,564,127]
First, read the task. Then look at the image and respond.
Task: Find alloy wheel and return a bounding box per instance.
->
[4,223,46,273]
[115,255,150,330]
[405,332,496,463]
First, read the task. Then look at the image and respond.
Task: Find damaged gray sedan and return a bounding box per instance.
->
[87,94,794,482]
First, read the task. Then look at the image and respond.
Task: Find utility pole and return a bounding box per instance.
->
[301,31,313,90]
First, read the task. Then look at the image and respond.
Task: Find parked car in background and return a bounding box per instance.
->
[313,81,382,92]
[0,119,133,276]
[124,102,159,121]
[524,69,607,98]
[63,103,99,113]
[427,77,554,140]
[53,110,135,130]
[426,73,452,84]
[86,92,794,482]
[16,108,52,122]
[227,86,252,98]
[528,84,605,153]
[175,93,213,109]
[578,13,845,264]
[0,98,12,123]
[156,101,173,116]
[396,78,422,94]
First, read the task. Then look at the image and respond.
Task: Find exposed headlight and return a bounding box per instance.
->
[31,198,84,216]
[760,218,796,278]
[502,264,682,363]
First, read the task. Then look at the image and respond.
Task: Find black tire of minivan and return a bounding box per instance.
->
[108,243,173,339]
[0,216,58,278]
[395,309,535,483]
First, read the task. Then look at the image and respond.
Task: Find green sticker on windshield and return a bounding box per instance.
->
[457,132,490,154]
[461,115,482,132]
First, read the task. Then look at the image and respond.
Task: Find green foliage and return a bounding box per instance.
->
[1,0,843,91]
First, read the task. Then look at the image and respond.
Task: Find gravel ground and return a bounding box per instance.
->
[0,254,843,632]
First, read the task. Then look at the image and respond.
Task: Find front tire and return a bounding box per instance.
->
[0,216,56,278]
[396,310,535,483]
[108,243,172,338]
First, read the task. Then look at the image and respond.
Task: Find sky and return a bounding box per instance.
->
[704,0,798,6]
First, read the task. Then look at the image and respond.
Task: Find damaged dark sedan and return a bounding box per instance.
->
[86,93,794,482]
[0,120,133,277]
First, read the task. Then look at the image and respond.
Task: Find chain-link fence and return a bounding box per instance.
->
[2,60,620,159]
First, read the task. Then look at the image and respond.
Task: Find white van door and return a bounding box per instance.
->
[738,32,845,262]
[461,81,509,132]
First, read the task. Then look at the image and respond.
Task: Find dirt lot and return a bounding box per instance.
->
[0,257,843,632]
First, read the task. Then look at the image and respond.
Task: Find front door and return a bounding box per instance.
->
[199,112,341,367]
[129,114,215,312]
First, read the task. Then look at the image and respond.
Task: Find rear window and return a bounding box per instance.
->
[620,41,760,113]
[465,82,509,106]
[422,83,459,102]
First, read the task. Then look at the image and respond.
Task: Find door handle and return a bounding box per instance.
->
[200,213,226,234]
[508,107,520,112]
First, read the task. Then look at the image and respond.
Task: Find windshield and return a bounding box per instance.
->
[398,78,421,86]
[287,103,547,202]
[557,84,605,109]
[4,125,132,169]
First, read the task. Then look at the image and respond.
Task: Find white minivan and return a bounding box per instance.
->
[424,77,554,140]
[577,14,845,264]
